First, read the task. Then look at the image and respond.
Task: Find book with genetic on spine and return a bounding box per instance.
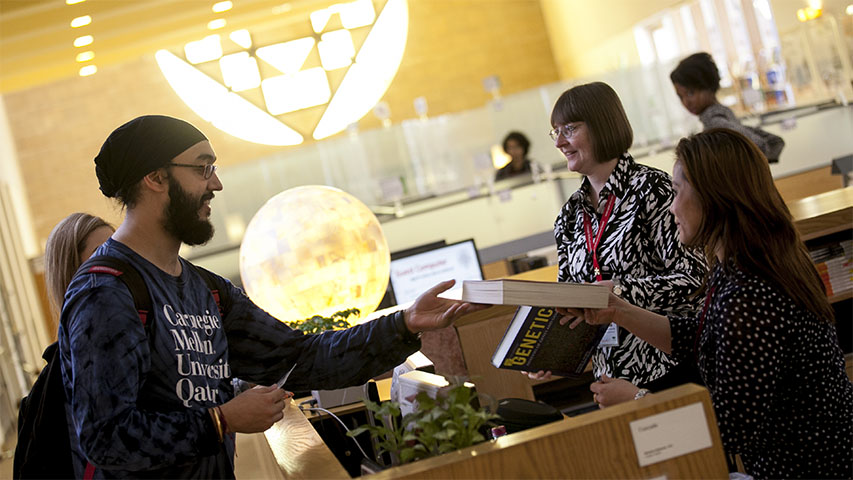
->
[491,305,607,377]
[461,279,609,308]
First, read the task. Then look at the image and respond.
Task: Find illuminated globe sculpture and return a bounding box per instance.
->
[239,185,390,324]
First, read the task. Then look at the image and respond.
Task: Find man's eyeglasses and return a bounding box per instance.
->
[548,123,580,142]
[169,163,218,179]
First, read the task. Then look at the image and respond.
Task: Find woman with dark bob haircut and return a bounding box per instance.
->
[525,82,706,408]
[671,52,784,162]
[566,128,852,478]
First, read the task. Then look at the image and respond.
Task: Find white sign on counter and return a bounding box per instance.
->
[629,402,713,467]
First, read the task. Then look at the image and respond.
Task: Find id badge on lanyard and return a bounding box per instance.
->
[599,323,620,347]
[583,195,618,348]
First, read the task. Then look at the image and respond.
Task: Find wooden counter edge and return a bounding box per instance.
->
[366,383,728,479]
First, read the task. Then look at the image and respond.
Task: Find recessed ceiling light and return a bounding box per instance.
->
[212,1,233,13]
[208,19,227,30]
[66,0,86,4]
[75,51,95,62]
[73,35,93,47]
[70,15,91,28]
[79,65,97,76]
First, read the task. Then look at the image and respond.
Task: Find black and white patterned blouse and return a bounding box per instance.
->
[670,263,853,478]
[554,153,706,384]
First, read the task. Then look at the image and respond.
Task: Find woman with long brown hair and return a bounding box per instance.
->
[566,128,852,478]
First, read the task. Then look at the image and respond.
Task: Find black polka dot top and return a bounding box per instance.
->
[670,263,853,479]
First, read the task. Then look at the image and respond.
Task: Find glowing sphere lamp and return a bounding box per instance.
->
[239,185,390,324]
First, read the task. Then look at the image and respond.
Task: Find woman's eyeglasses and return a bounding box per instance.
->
[548,123,580,142]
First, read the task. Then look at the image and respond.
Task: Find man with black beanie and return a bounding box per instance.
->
[58,115,485,478]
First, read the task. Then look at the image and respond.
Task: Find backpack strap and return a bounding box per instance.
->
[75,255,152,326]
[187,262,231,319]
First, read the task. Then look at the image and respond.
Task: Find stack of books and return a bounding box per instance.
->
[810,240,853,297]
[460,279,609,308]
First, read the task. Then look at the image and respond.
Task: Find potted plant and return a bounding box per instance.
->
[286,307,360,334]
[347,379,498,468]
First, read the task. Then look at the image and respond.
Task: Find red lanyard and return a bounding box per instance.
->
[583,195,616,282]
[693,286,716,357]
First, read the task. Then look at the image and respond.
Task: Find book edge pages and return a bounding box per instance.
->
[490,305,532,368]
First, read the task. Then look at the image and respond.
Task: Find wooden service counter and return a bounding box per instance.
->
[262,384,728,479]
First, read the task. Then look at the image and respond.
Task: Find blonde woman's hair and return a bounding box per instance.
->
[44,213,112,317]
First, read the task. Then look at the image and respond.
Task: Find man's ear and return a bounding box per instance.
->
[142,168,169,193]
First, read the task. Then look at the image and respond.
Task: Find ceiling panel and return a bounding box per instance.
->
[0,0,332,93]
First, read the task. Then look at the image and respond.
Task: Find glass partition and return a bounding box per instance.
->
[183,40,850,261]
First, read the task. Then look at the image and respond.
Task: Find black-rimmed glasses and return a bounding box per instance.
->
[548,123,580,142]
[169,163,218,179]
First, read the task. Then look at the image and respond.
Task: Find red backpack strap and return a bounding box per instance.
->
[187,263,230,319]
[75,256,152,326]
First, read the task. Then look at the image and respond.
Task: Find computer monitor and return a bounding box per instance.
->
[388,238,484,306]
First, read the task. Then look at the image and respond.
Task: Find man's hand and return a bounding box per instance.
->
[590,374,639,408]
[404,280,489,333]
[218,385,291,433]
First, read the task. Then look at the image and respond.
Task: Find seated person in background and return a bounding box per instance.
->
[495,131,533,180]
[44,212,114,319]
[527,82,707,408]
[59,114,488,478]
[670,52,784,163]
[567,128,852,478]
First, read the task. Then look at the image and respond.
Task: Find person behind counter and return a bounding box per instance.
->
[58,114,487,478]
[494,131,532,180]
[565,128,852,478]
[670,52,784,162]
[525,82,707,407]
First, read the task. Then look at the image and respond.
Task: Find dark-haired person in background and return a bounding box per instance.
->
[495,131,533,180]
[566,128,852,478]
[58,115,487,478]
[670,52,784,162]
[525,82,706,408]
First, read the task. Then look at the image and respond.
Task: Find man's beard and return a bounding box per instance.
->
[163,176,215,246]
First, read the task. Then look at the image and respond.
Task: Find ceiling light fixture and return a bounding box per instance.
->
[75,51,95,62]
[256,37,315,75]
[230,29,252,48]
[66,0,86,4]
[73,35,93,47]
[208,19,227,30]
[220,52,261,91]
[313,0,408,140]
[70,15,91,28]
[262,67,331,114]
[318,29,355,70]
[213,1,233,13]
[155,49,304,146]
[79,65,97,76]
[185,35,223,64]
